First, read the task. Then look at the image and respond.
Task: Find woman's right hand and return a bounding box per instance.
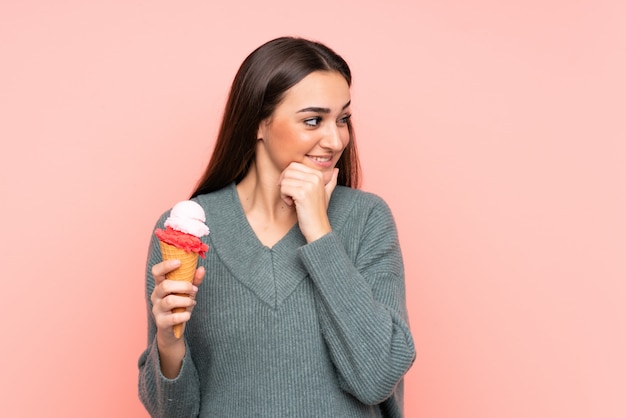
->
[150,259,205,378]
[150,259,205,345]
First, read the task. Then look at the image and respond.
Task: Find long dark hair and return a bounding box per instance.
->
[190,37,361,198]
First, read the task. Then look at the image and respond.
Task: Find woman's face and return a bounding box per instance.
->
[256,71,352,184]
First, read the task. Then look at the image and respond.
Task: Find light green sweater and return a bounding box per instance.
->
[138,183,415,417]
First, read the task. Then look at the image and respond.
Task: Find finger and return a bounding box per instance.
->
[151,279,195,307]
[279,178,296,206]
[282,163,322,181]
[190,267,205,300]
[280,172,324,194]
[155,309,193,330]
[324,168,339,198]
[151,259,181,283]
[161,292,197,312]
[281,194,295,206]
[192,266,205,288]
[279,163,326,206]
[280,181,306,207]
[152,286,197,319]
[160,279,197,297]
[277,162,307,185]
[284,161,313,173]
[277,168,293,206]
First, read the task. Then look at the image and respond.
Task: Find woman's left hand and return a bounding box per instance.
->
[279,162,338,242]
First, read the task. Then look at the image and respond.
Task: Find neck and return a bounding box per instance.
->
[236,161,296,223]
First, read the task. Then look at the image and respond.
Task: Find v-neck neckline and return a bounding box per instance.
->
[197,183,309,309]
[231,183,301,251]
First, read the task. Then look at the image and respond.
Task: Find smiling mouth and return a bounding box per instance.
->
[308,155,332,163]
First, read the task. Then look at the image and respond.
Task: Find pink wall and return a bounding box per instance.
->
[2,1,625,416]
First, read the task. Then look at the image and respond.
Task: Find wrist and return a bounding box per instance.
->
[156,332,187,379]
[304,224,331,243]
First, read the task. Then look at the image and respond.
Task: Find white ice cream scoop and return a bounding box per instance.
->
[164,200,210,237]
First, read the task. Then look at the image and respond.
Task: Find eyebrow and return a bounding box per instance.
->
[296,100,351,114]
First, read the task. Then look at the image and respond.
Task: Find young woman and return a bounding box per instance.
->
[138,36,415,417]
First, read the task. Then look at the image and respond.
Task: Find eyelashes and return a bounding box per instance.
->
[304,114,352,127]
[304,117,322,127]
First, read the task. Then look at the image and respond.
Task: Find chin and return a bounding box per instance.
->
[321,169,335,185]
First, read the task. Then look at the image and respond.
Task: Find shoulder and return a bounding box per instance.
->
[154,184,236,228]
[191,183,241,227]
[330,186,392,214]
[193,183,234,208]
[328,186,395,229]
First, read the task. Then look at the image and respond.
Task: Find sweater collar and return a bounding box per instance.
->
[196,183,310,309]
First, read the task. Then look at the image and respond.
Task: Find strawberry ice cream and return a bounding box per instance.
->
[154,200,209,338]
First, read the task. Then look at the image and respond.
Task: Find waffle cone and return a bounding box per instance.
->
[159,241,199,338]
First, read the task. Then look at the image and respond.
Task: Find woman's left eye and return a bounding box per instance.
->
[304,117,322,127]
[338,114,352,124]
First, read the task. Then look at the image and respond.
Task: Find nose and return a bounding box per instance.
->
[320,123,345,151]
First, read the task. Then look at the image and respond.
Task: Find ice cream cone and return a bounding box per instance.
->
[159,241,199,338]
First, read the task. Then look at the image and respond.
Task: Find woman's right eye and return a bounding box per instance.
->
[304,117,321,127]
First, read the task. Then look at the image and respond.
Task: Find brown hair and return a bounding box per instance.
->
[190,37,360,198]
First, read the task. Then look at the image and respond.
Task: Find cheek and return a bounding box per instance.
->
[289,129,320,150]
[269,121,306,146]
[267,121,290,142]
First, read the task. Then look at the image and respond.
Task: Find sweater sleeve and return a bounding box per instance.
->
[297,196,415,406]
[137,226,202,418]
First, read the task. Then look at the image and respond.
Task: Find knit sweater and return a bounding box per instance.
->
[138,183,415,417]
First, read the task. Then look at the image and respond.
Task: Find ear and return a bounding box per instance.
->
[256,121,264,141]
[257,118,270,141]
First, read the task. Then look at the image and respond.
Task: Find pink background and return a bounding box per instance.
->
[1,1,625,417]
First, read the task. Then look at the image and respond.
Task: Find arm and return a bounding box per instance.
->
[298,196,415,405]
[137,230,202,417]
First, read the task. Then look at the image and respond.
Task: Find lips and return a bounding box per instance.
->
[308,155,332,163]
[306,154,335,169]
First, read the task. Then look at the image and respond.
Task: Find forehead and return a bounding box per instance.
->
[279,71,351,109]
